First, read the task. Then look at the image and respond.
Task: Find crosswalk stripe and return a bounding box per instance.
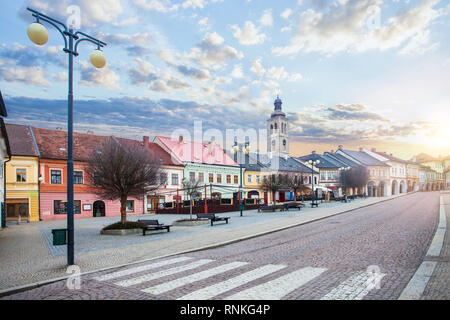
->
[115,259,214,287]
[178,264,287,300]
[225,267,327,300]
[320,271,386,300]
[93,257,192,281]
[142,261,248,295]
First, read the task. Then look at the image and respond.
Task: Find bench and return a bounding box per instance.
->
[311,200,319,208]
[138,219,172,235]
[196,214,230,226]
[283,202,305,211]
[258,205,285,212]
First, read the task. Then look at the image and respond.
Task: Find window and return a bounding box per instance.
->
[256,175,261,183]
[54,200,81,214]
[234,175,239,184]
[16,169,26,182]
[247,174,252,183]
[226,175,231,184]
[199,172,204,183]
[126,200,134,212]
[189,172,195,182]
[160,173,168,185]
[314,177,317,184]
[172,173,179,185]
[263,175,267,183]
[321,172,326,181]
[74,171,83,184]
[217,174,222,184]
[209,173,214,183]
[93,172,101,185]
[51,170,62,184]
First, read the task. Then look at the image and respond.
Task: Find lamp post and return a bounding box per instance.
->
[232,141,250,217]
[308,159,320,207]
[26,7,107,266]
[338,166,351,202]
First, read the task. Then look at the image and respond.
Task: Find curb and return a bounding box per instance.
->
[0,191,415,298]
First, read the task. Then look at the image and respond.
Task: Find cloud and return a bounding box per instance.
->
[176,65,211,81]
[0,63,51,86]
[133,0,179,12]
[325,104,388,121]
[259,9,273,27]
[182,0,206,9]
[128,58,158,84]
[272,0,443,56]
[280,8,293,20]
[186,32,244,69]
[79,61,120,90]
[230,21,268,45]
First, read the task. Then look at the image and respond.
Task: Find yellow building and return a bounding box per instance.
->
[5,124,40,222]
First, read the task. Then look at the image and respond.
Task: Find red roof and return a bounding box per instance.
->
[32,127,178,165]
[156,136,238,167]
[5,124,39,157]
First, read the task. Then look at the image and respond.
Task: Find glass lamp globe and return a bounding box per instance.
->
[27,22,49,46]
[90,49,106,68]
[316,160,320,164]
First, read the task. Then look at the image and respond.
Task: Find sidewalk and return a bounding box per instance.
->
[0,194,409,293]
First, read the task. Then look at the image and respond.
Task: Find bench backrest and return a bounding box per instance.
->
[197,213,216,219]
[138,219,160,225]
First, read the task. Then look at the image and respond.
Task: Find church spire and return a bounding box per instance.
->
[274,95,282,110]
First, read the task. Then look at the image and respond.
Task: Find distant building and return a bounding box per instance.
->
[267,96,289,158]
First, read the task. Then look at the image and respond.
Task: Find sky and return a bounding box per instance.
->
[0,0,449,160]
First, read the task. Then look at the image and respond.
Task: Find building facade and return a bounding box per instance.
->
[5,124,40,222]
[0,91,11,228]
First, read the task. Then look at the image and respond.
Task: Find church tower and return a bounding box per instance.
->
[267,95,289,158]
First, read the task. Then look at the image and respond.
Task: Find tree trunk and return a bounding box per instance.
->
[120,195,127,224]
[189,196,193,220]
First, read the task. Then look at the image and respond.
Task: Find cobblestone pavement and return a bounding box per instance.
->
[0,195,392,290]
[421,192,450,300]
[2,191,440,300]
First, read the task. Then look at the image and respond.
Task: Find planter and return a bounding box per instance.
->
[100,228,142,236]
[173,219,210,226]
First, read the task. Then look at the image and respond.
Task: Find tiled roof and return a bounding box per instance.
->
[156,136,238,167]
[297,153,340,169]
[257,154,317,173]
[32,127,178,165]
[338,149,389,166]
[373,151,408,164]
[5,124,39,157]
[323,152,358,167]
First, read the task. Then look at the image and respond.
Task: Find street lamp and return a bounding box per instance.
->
[338,166,351,202]
[26,7,107,266]
[231,141,249,216]
[308,159,320,207]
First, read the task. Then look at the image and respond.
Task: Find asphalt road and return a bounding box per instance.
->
[3,192,440,300]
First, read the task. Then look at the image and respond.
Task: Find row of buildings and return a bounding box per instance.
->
[0,94,448,223]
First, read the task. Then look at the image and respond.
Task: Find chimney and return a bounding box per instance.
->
[256,149,260,163]
[359,147,363,152]
[371,148,376,152]
[338,145,343,150]
[390,153,393,157]
[143,136,149,148]
[207,141,212,154]
[312,150,316,154]
[86,130,94,134]
[330,149,334,154]
[178,135,183,143]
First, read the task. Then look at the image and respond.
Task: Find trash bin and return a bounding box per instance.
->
[51,228,67,246]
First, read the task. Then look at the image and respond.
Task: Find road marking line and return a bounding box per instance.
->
[142,261,248,295]
[93,257,192,281]
[225,267,327,300]
[320,271,386,300]
[115,259,214,287]
[178,264,286,300]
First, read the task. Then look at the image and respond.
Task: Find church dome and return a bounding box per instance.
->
[271,95,285,118]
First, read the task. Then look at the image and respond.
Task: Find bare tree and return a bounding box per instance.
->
[182,178,201,220]
[87,137,162,224]
[286,173,306,203]
[339,165,369,195]
[261,174,282,210]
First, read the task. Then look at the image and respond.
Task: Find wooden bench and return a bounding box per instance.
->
[196,214,230,226]
[258,205,285,212]
[283,202,305,211]
[138,219,172,235]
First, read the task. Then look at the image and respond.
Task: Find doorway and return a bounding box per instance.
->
[6,199,29,221]
[93,200,105,217]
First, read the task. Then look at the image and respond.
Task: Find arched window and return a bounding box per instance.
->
[270,124,273,134]
[274,123,278,130]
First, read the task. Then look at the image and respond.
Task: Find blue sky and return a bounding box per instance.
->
[0,0,449,159]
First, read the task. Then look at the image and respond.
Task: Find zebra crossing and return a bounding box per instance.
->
[92,256,385,300]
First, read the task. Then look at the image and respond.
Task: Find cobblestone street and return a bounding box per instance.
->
[2,191,444,300]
